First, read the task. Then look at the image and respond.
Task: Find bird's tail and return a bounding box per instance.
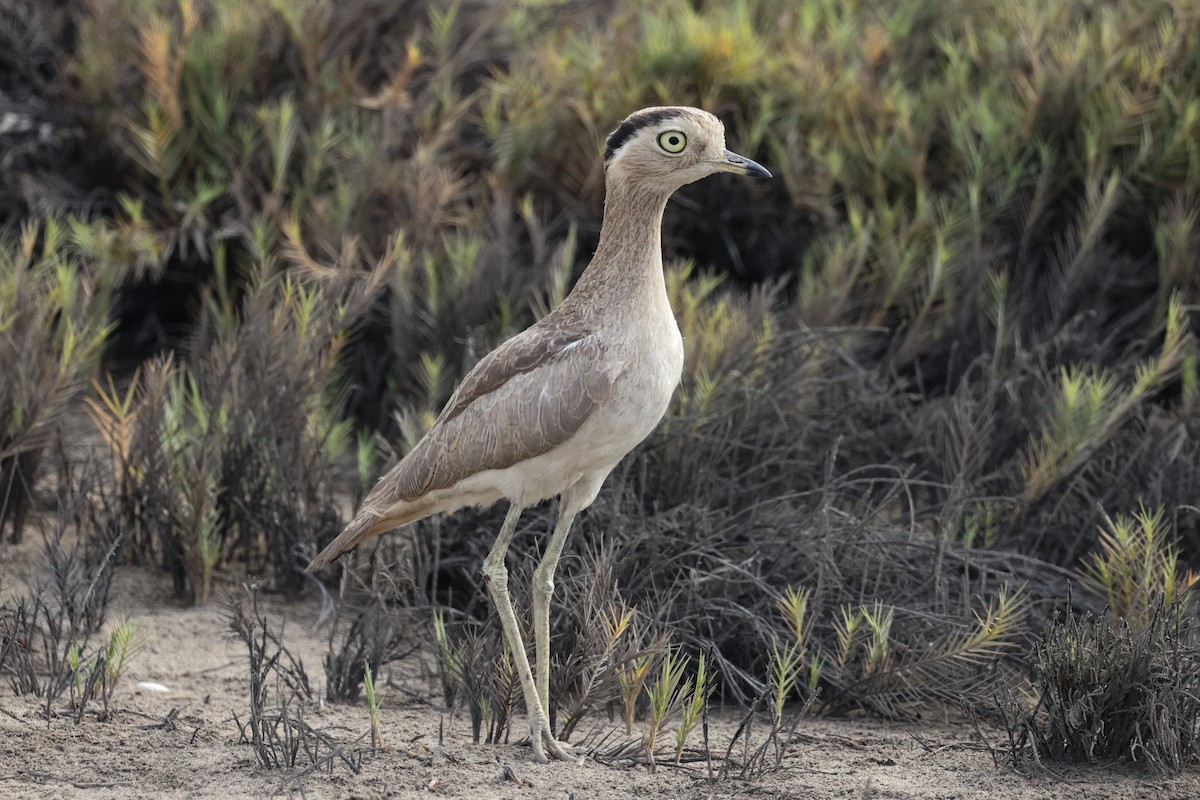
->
[305,500,434,573]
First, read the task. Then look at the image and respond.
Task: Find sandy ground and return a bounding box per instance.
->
[3,538,1200,800]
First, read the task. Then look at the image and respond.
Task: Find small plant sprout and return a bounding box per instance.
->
[67,642,83,697]
[602,601,635,647]
[834,606,863,674]
[769,640,804,725]
[860,601,894,677]
[432,610,463,701]
[432,611,451,660]
[674,651,714,765]
[807,648,822,694]
[84,372,143,484]
[776,585,820,700]
[643,646,689,773]
[618,651,655,736]
[195,503,223,606]
[487,649,518,745]
[105,617,139,685]
[103,616,142,702]
[612,604,664,736]
[363,659,385,751]
[777,585,812,647]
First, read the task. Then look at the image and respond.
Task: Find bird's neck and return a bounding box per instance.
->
[566,179,672,317]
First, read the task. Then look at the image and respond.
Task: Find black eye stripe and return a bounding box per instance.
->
[603,109,685,160]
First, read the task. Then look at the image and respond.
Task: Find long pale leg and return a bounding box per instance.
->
[532,506,577,742]
[481,503,573,763]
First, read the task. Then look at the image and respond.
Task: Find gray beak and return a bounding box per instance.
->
[715,149,772,178]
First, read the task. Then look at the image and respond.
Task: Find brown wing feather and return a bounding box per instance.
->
[362,325,614,510]
[436,328,594,425]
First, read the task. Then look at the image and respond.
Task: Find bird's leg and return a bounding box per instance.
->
[532,507,577,735]
[481,503,574,763]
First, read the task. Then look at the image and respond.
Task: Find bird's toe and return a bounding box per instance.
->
[541,731,584,763]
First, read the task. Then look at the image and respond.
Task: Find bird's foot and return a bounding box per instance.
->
[543,732,584,761]
[528,719,583,764]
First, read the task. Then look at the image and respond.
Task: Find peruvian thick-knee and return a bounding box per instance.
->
[306,106,770,764]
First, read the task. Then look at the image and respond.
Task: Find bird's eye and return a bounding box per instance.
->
[657,131,687,154]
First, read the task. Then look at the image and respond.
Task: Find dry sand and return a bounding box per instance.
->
[3,535,1199,800]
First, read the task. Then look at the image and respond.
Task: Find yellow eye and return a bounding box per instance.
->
[657,130,687,154]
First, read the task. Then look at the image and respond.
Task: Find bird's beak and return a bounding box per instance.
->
[714,149,772,178]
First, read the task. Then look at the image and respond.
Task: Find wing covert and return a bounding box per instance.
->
[365,328,615,507]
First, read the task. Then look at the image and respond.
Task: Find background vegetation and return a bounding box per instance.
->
[3,0,1200,771]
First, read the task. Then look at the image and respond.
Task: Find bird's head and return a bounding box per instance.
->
[602,106,771,193]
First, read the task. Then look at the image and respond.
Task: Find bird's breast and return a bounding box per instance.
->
[599,311,684,438]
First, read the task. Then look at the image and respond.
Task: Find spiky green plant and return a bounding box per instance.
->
[194,502,223,606]
[363,659,385,751]
[103,616,142,696]
[673,651,713,765]
[78,261,359,603]
[775,586,821,701]
[1017,295,1190,518]
[643,646,689,772]
[776,585,811,646]
[0,219,115,542]
[768,640,804,725]
[833,605,863,676]
[860,601,894,677]
[432,611,462,701]
[804,589,1026,717]
[1080,506,1198,628]
[618,650,655,736]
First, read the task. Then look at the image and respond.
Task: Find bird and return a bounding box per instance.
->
[306,106,770,763]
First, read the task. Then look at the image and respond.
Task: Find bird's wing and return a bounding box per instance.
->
[362,324,616,510]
